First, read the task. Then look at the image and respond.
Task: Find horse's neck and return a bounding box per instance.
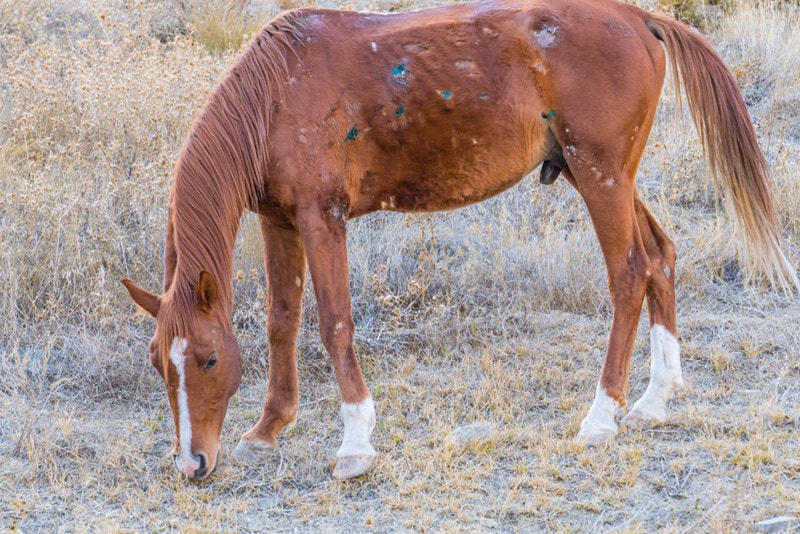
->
[162,40,275,308]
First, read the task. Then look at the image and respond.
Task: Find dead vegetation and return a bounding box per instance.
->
[1,0,800,531]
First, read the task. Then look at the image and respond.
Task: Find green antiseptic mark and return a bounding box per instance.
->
[345,126,360,142]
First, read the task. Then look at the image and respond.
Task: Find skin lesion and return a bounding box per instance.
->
[322,186,351,227]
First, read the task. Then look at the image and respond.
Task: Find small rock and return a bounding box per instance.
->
[258,494,280,510]
[240,514,269,531]
[448,421,495,448]
[0,457,30,476]
[755,516,794,533]
[479,517,500,529]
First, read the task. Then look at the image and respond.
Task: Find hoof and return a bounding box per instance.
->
[232,439,278,465]
[575,425,616,447]
[621,406,666,430]
[333,453,376,480]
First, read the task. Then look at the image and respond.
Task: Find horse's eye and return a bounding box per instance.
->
[206,353,218,370]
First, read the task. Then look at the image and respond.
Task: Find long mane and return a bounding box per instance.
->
[162,11,306,332]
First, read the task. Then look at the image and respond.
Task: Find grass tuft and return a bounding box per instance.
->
[188,0,265,56]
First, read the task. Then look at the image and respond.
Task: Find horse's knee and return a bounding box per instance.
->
[663,236,676,264]
[319,315,355,352]
[645,235,676,304]
[268,307,302,346]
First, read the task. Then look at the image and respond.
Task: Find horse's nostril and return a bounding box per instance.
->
[174,450,209,479]
[193,452,208,479]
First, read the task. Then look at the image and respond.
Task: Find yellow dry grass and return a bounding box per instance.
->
[2,0,800,531]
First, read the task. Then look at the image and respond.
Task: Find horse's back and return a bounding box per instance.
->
[258,0,665,217]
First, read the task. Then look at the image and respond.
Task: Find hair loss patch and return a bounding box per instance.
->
[534,24,558,48]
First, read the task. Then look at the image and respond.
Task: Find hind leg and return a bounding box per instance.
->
[552,107,659,445]
[234,216,305,462]
[567,169,650,445]
[622,197,684,428]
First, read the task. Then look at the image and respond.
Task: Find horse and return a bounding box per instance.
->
[122,0,798,480]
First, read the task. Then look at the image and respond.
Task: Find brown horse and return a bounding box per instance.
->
[122,0,797,480]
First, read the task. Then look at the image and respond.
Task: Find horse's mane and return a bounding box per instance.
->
[161,11,307,336]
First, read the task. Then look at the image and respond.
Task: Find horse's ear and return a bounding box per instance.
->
[121,279,161,318]
[196,270,219,314]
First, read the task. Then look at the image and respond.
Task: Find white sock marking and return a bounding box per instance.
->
[580,384,620,437]
[628,324,683,420]
[170,337,199,476]
[337,397,376,459]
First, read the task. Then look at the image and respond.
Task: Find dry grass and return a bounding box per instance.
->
[188,0,266,56]
[2,0,800,531]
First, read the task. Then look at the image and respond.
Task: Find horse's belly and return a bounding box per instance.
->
[346,142,539,217]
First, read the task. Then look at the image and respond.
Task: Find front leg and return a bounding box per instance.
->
[297,205,376,480]
[234,217,305,462]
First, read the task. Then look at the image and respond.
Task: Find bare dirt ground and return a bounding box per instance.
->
[2,0,800,531]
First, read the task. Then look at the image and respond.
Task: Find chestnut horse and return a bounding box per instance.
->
[122,0,797,480]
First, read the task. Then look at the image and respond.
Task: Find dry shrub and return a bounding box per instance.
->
[188,0,267,56]
[714,1,800,107]
[659,0,709,29]
[0,3,226,347]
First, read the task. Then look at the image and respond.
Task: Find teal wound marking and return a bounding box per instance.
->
[345,126,360,142]
[395,104,405,117]
[477,92,490,99]
[392,63,406,76]
[542,109,557,119]
[438,90,452,99]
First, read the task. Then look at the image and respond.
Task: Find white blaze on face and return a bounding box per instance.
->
[170,337,199,476]
[337,397,376,459]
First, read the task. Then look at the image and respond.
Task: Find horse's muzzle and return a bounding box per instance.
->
[175,451,209,480]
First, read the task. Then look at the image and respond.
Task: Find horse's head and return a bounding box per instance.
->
[122,271,242,480]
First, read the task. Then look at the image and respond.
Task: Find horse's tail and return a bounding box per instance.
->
[644,14,798,292]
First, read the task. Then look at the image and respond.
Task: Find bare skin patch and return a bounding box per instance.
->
[534,24,558,48]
